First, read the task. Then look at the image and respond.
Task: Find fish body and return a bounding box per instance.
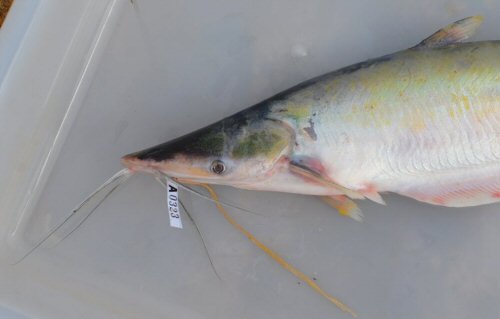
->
[264,40,500,207]
[122,16,499,214]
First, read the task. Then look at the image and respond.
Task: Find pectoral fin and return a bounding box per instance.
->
[289,155,364,200]
[415,16,483,48]
[322,195,363,222]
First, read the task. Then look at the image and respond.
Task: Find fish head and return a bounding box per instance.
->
[121,116,293,186]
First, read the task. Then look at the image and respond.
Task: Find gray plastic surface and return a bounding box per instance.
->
[0,1,499,318]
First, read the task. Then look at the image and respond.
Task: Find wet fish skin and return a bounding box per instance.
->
[122,16,499,214]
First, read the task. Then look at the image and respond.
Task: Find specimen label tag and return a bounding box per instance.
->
[167,179,182,229]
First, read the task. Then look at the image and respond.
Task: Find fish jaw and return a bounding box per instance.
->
[122,151,300,189]
[121,153,213,180]
[121,155,156,174]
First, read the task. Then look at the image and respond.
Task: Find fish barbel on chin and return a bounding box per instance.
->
[122,16,499,220]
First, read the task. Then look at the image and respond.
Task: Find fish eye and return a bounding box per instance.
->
[210,160,226,175]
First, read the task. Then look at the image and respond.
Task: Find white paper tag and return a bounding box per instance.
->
[167,179,182,229]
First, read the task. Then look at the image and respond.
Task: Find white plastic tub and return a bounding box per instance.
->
[0,1,499,318]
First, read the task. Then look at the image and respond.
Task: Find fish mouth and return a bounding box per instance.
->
[121,154,152,173]
[121,154,266,187]
[121,153,214,182]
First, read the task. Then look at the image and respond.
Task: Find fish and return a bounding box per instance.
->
[16,16,499,317]
[120,16,499,221]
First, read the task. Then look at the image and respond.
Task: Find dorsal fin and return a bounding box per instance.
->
[414,16,483,48]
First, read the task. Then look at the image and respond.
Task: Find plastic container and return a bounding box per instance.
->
[0,0,499,318]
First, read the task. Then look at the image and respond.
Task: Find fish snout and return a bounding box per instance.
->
[121,154,152,172]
